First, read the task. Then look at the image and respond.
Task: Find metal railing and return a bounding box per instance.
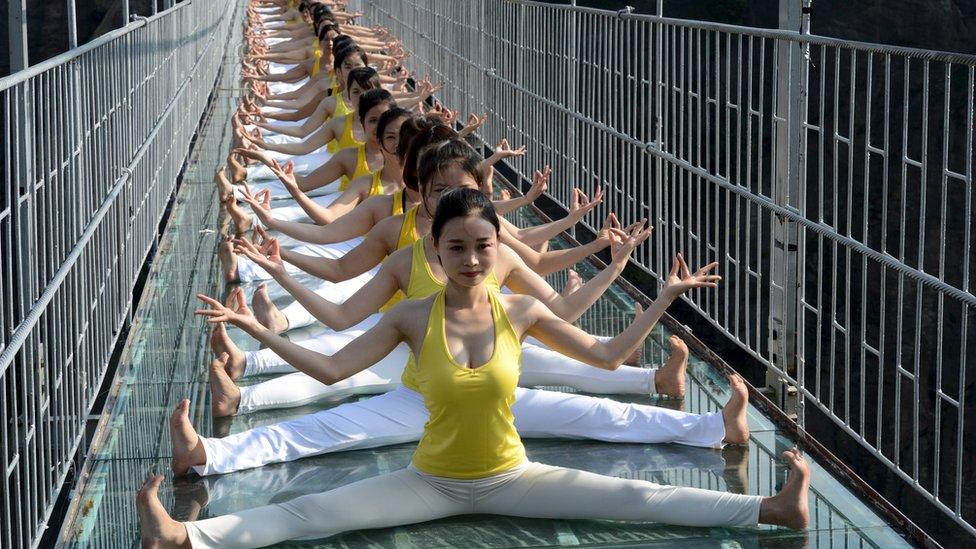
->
[0,1,237,547]
[363,0,976,536]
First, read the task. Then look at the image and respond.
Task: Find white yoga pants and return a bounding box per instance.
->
[183,460,762,547]
[238,334,658,413]
[194,385,723,476]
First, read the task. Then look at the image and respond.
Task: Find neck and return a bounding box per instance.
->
[444,279,487,309]
[364,140,381,154]
[380,158,403,180]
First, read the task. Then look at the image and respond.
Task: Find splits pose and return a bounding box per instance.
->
[138,189,810,547]
[135,1,812,546]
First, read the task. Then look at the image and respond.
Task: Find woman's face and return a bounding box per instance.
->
[434,215,498,288]
[347,83,366,107]
[338,57,365,86]
[423,163,479,215]
[363,104,391,144]
[380,115,408,155]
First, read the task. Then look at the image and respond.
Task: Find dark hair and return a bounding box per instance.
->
[431,187,500,244]
[357,89,395,124]
[401,120,458,191]
[317,22,339,42]
[346,67,380,95]
[332,44,367,73]
[417,138,483,197]
[376,107,411,141]
[332,34,355,51]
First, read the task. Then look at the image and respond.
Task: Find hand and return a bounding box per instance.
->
[569,184,604,218]
[493,138,526,160]
[268,158,300,190]
[458,112,487,138]
[525,166,551,201]
[609,220,653,266]
[233,146,274,167]
[499,188,512,201]
[238,184,275,225]
[662,254,721,298]
[234,235,286,276]
[195,288,261,331]
[596,212,625,245]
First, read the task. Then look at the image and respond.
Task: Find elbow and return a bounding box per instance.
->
[595,358,620,371]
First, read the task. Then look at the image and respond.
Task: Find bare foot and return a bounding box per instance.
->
[227,154,247,183]
[219,236,239,283]
[213,167,234,198]
[169,400,206,476]
[136,475,191,548]
[252,283,289,333]
[210,322,246,380]
[758,449,811,528]
[209,353,241,417]
[654,335,688,397]
[560,269,582,297]
[722,373,750,444]
[222,194,253,235]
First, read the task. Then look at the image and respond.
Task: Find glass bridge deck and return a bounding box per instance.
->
[56,28,910,549]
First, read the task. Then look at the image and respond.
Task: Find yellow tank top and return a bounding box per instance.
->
[310,47,323,77]
[391,190,404,216]
[368,170,386,197]
[333,90,353,119]
[327,114,363,154]
[378,206,421,312]
[411,289,525,479]
[338,144,374,191]
[401,239,501,390]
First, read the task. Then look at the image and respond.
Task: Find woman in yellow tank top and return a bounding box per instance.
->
[143,190,811,546]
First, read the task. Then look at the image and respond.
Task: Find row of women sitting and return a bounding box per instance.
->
[136,1,811,546]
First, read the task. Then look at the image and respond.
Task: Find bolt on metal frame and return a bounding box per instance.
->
[362,0,976,536]
[0,1,237,547]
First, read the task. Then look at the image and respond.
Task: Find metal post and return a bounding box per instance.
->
[8,0,29,71]
[122,0,130,24]
[768,0,807,418]
[67,0,79,48]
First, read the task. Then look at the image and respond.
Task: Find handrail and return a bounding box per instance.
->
[0,0,193,91]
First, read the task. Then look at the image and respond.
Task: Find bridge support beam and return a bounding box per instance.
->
[768,0,810,421]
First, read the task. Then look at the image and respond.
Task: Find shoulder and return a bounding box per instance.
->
[349,173,372,189]
[385,294,435,324]
[497,292,541,316]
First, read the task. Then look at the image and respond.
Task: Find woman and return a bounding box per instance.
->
[138,190,810,547]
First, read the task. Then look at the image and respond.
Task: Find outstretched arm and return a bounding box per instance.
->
[503,221,651,322]
[196,288,403,385]
[279,218,395,281]
[498,214,620,276]
[235,238,401,330]
[526,254,719,369]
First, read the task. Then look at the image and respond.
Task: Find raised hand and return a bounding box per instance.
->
[238,184,275,225]
[569,184,604,217]
[610,220,653,265]
[596,212,625,244]
[493,138,526,160]
[268,158,300,190]
[662,254,720,297]
[195,287,261,330]
[458,112,487,138]
[234,235,285,276]
[525,166,551,202]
